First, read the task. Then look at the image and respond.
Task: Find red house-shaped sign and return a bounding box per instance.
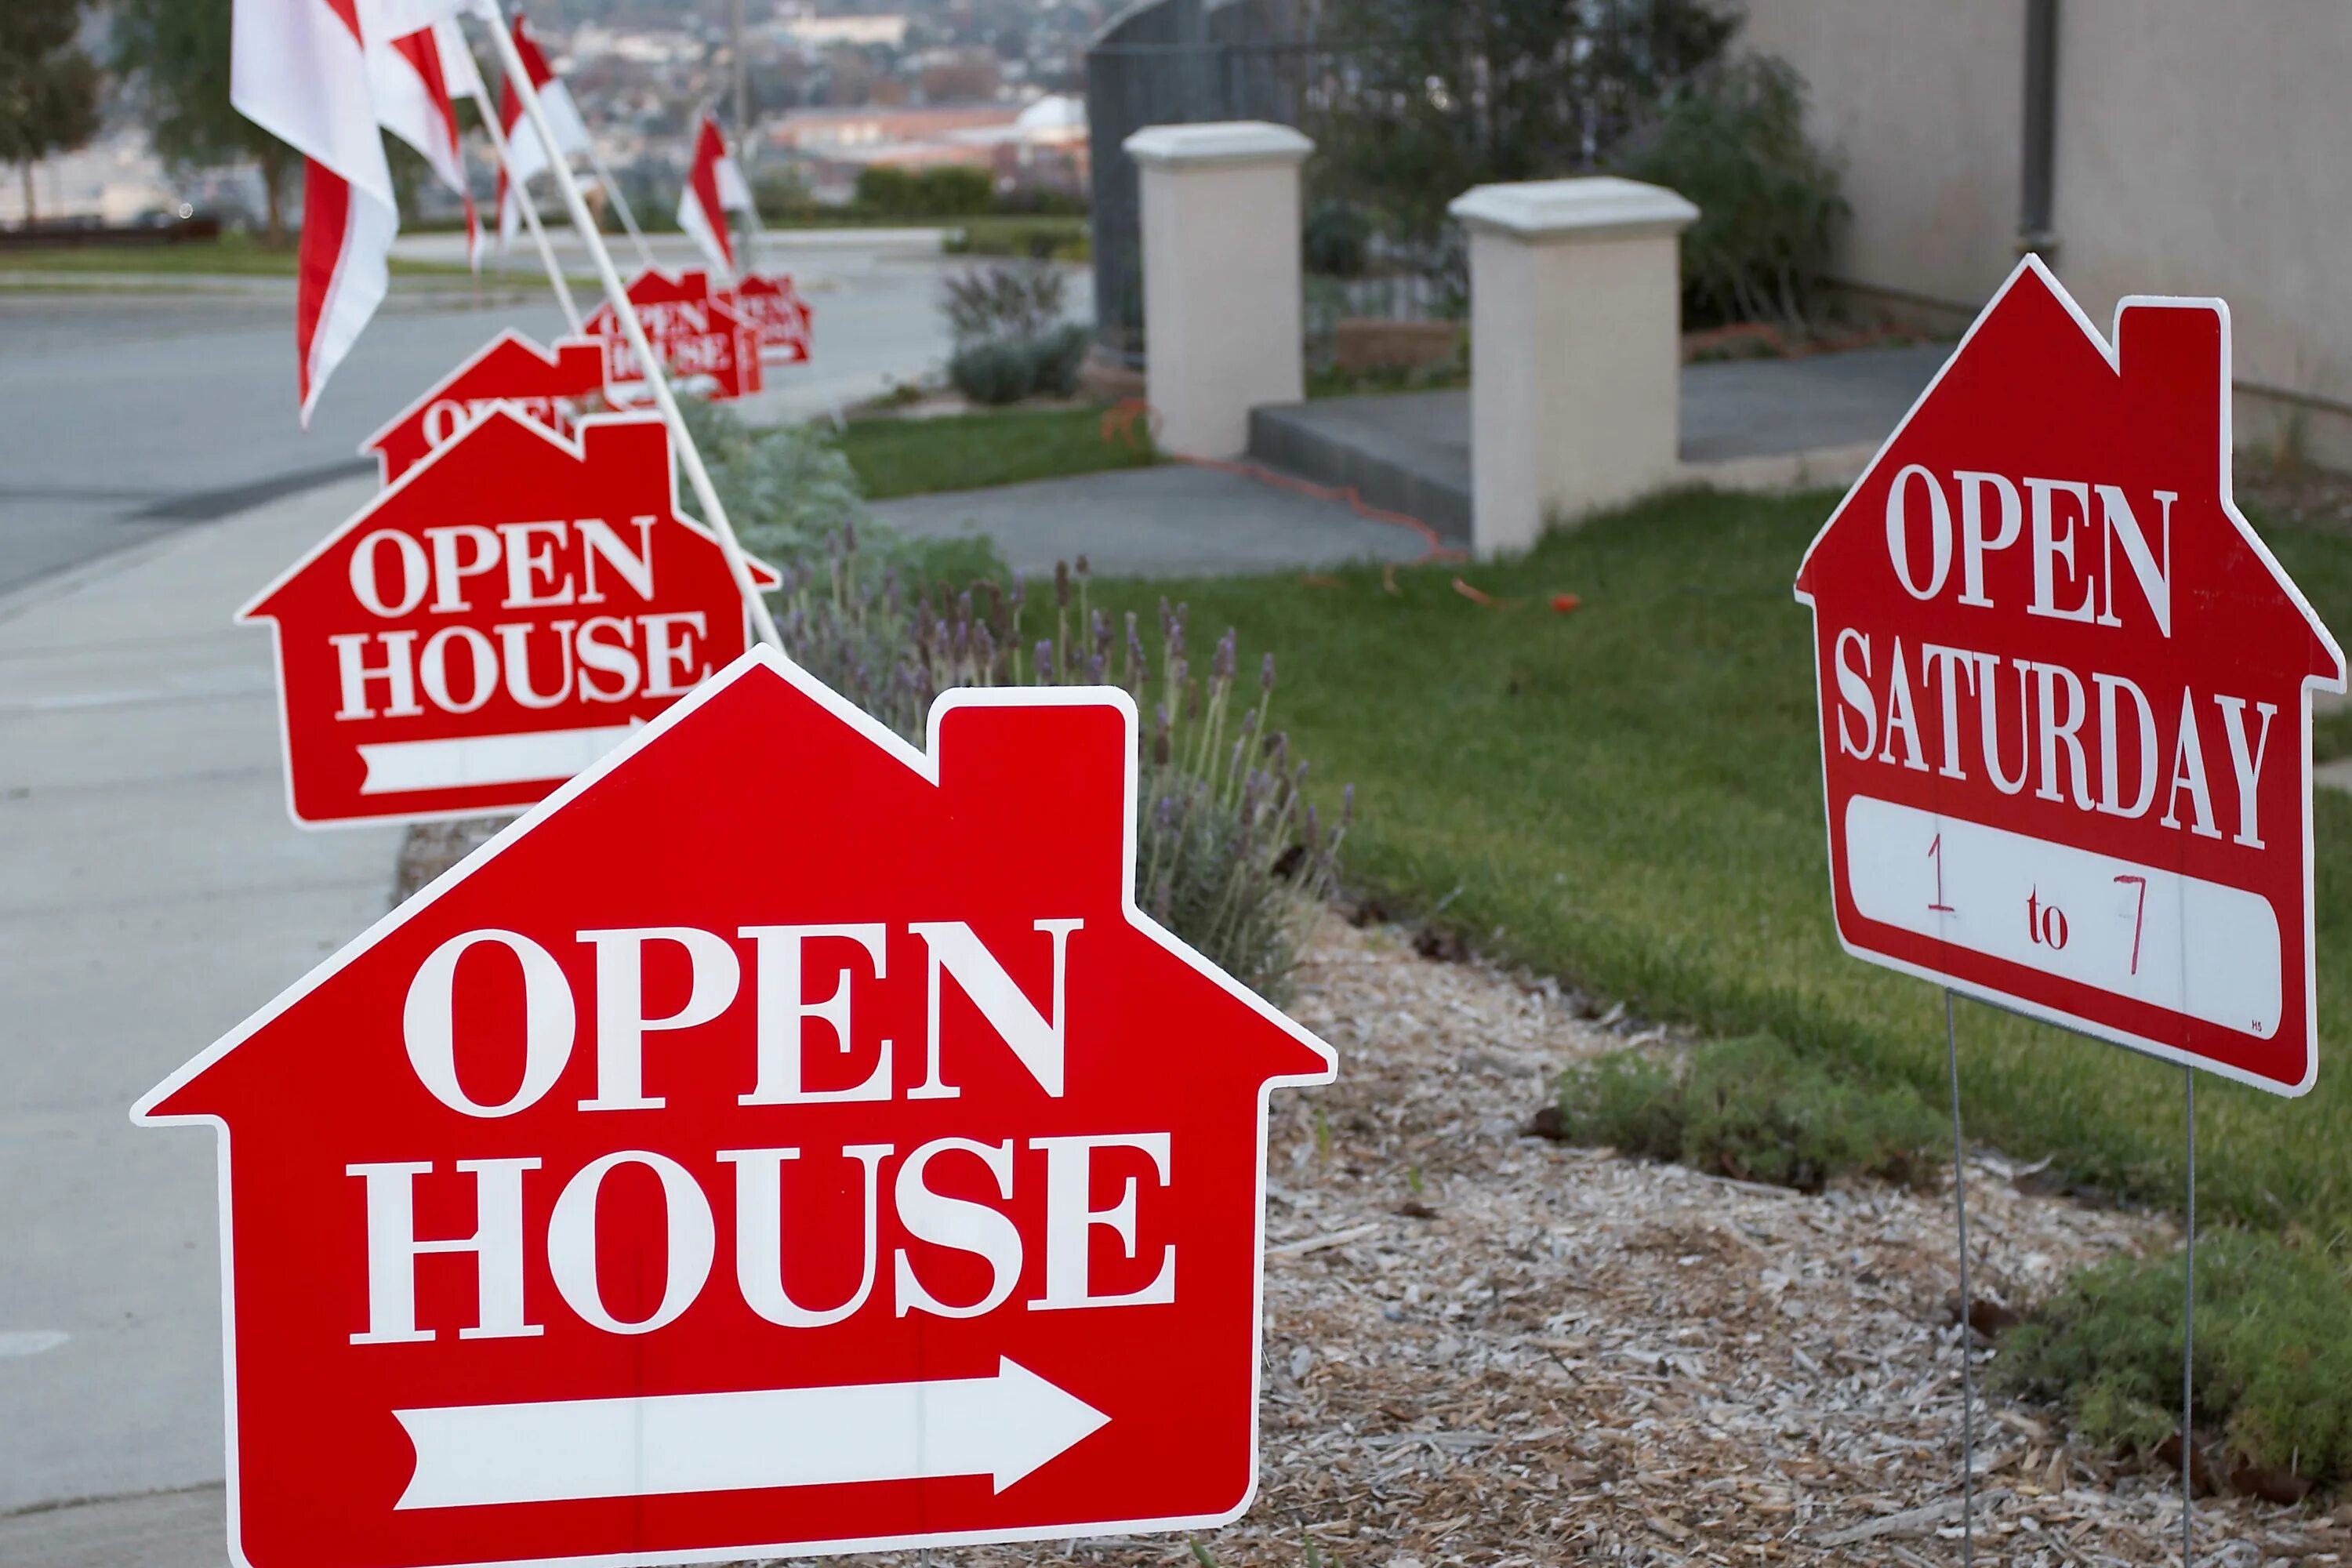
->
[1795,257,2344,1094]
[733,270,814,365]
[588,267,765,403]
[242,409,778,828]
[134,650,1337,1568]
[361,328,612,485]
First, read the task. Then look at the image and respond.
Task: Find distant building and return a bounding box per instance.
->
[767,96,1088,204]
[566,24,709,67]
[0,132,179,225]
[782,15,910,49]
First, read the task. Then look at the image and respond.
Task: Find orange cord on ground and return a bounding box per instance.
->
[1102,397,1466,565]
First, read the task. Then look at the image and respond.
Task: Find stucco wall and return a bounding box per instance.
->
[1738,0,2024,310]
[1740,0,2352,456]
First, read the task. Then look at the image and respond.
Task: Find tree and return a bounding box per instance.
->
[1613,56,1847,328]
[1312,0,1740,249]
[0,0,102,225]
[111,0,293,241]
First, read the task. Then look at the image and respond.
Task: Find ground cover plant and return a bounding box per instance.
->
[939,262,1093,405]
[1998,1229,2352,1491]
[833,405,1156,499]
[1073,487,2352,1238]
[1554,1034,1945,1192]
[769,547,1346,1000]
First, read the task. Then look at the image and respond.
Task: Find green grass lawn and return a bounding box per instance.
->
[1075,488,2352,1236]
[835,406,1154,500]
[0,231,472,278]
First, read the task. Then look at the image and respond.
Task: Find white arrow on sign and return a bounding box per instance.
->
[356,722,640,795]
[393,1358,1110,1510]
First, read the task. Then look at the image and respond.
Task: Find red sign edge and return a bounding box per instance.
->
[132,643,1341,1567]
[1790,252,2347,1099]
[355,326,602,488]
[238,407,782,832]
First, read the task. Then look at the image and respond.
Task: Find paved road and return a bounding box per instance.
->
[0,234,996,597]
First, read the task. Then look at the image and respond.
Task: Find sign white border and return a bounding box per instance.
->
[239,406,778,832]
[1791,254,2346,1098]
[134,643,1340,1568]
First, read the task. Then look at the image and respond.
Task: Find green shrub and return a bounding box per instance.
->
[779,551,1347,999]
[948,338,1037,405]
[1556,1034,1944,1192]
[1998,1230,2352,1485]
[942,320,1090,406]
[942,262,1069,344]
[1613,54,1847,328]
[945,218,1091,263]
[940,264,1087,405]
[1303,198,1370,278]
[1555,1050,1682,1159]
[1028,322,1091,398]
[672,396,871,566]
[855,165,993,218]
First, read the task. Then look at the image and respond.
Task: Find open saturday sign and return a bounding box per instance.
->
[1795,258,2343,1094]
[136,652,1334,1566]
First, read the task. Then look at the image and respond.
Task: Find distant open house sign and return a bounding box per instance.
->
[1794,256,2343,1095]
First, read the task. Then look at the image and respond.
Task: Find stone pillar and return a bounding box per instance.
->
[1448,177,1699,557]
[1122,121,1313,459]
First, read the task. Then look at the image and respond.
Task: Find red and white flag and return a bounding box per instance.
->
[495,9,594,248]
[370,19,481,270]
[232,0,394,422]
[677,114,751,278]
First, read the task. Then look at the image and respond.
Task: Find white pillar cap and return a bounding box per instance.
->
[1448,176,1699,241]
[1123,120,1316,169]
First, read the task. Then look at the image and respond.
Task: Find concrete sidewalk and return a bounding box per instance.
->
[0,476,395,1559]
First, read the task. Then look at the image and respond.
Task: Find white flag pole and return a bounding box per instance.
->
[721,112,837,430]
[477,0,781,652]
[463,80,580,332]
[726,101,768,277]
[583,138,659,271]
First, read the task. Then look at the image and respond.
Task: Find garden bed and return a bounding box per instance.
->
[387,817,2352,1561]
[1076,490,2352,1238]
[823,915,2336,1566]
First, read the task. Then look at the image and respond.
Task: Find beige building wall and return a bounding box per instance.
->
[1740,0,2352,463]
[1739,0,2024,310]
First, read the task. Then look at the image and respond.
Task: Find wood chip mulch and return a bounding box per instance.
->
[840,916,2351,1568]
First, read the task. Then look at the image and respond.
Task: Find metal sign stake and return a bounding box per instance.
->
[1944,988,1975,1568]
[2183,1066,2197,1567]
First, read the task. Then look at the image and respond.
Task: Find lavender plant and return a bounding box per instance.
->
[777,537,1350,998]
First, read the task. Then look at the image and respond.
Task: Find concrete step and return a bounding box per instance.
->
[1243,343,1955,550]
[1247,393,1472,545]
